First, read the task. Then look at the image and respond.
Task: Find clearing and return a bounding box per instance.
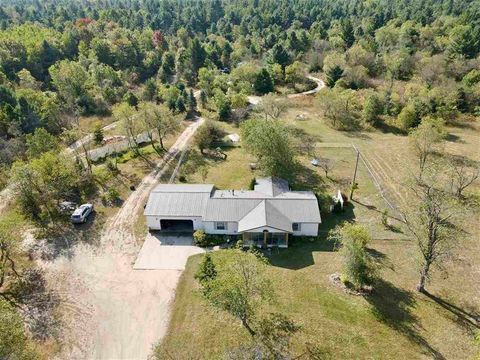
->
[156,96,479,359]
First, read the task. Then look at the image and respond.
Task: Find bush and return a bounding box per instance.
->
[329,223,377,290]
[315,191,332,214]
[193,230,232,247]
[249,177,257,190]
[93,125,104,145]
[194,253,217,286]
[106,159,120,176]
[381,209,389,228]
[193,229,207,246]
[104,187,121,205]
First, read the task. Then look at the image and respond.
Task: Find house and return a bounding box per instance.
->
[144,177,321,248]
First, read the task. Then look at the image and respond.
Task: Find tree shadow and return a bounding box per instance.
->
[30,212,104,260]
[352,199,377,211]
[319,202,356,233]
[292,162,326,193]
[343,130,372,140]
[352,199,405,225]
[366,248,395,271]
[448,119,477,130]
[375,121,407,135]
[365,279,445,360]
[268,203,356,270]
[445,133,465,143]
[443,153,478,167]
[267,235,336,270]
[423,291,479,331]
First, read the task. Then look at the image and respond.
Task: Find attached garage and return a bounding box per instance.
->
[144,183,213,232]
[159,219,194,232]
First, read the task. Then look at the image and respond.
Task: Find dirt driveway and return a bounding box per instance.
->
[47,118,204,359]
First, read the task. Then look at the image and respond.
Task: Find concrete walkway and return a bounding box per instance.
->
[134,232,205,270]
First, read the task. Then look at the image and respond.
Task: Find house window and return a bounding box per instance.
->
[292,223,301,231]
[215,222,227,230]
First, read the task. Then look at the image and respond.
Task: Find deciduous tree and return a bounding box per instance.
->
[194,121,224,154]
[409,116,445,177]
[25,128,59,159]
[402,166,462,293]
[198,249,273,336]
[330,223,377,290]
[241,118,296,180]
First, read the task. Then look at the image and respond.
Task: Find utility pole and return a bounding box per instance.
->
[350,147,360,200]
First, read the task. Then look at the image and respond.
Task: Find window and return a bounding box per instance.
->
[292,223,301,231]
[215,222,227,230]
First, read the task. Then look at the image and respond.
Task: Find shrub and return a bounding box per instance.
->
[329,223,377,290]
[381,209,389,228]
[315,191,332,214]
[104,187,121,205]
[106,159,119,176]
[249,177,257,190]
[194,253,217,286]
[93,125,104,145]
[193,231,232,247]
[193,229,207,246]
[205,234,228,247]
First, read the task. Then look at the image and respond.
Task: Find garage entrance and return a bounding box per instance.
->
[160,219,194,232]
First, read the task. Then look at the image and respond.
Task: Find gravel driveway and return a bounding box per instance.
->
[48,118,204,359]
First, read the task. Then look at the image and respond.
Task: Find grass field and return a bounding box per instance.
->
[156,95,479,359]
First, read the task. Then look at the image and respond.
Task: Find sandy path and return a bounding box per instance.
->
[47,117,204,359]
[247,74,325,105]
[67,121,119,154]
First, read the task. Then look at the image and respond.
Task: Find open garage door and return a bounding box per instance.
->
[160,219,194,232]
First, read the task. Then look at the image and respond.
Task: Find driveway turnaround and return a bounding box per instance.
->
[134,232,205,270]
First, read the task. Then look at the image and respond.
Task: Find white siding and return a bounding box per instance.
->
[293,223,318,236]
[203,221,239,235]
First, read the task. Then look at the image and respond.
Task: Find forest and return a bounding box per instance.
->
[1,0,479,170]
[0,0,479,358]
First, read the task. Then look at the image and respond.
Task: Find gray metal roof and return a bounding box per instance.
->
[144,184,213,217]
[238,200,293,232]
[144,177,321,227]
[253,177,289,197]
[151,184,214,193]
[144,192,211,217]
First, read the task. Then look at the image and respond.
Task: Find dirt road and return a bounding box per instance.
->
[66,121,119,154]
[247,74,325,105]
[48,117,204,359]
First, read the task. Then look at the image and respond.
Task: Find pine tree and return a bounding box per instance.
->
[188,89,197,113]
[254,68,274,95]
[326,65,344,87]
[341,19,355,48]
[175,96,186,113]
[189,37,206,78]
[200,90,207,108]
[195,253,217,285]
[93,125,104,145]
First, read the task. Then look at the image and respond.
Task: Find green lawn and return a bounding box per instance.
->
[157,227,476,359]
[156,101,479,359]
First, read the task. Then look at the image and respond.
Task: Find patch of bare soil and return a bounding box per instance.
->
[41,118,204,359]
